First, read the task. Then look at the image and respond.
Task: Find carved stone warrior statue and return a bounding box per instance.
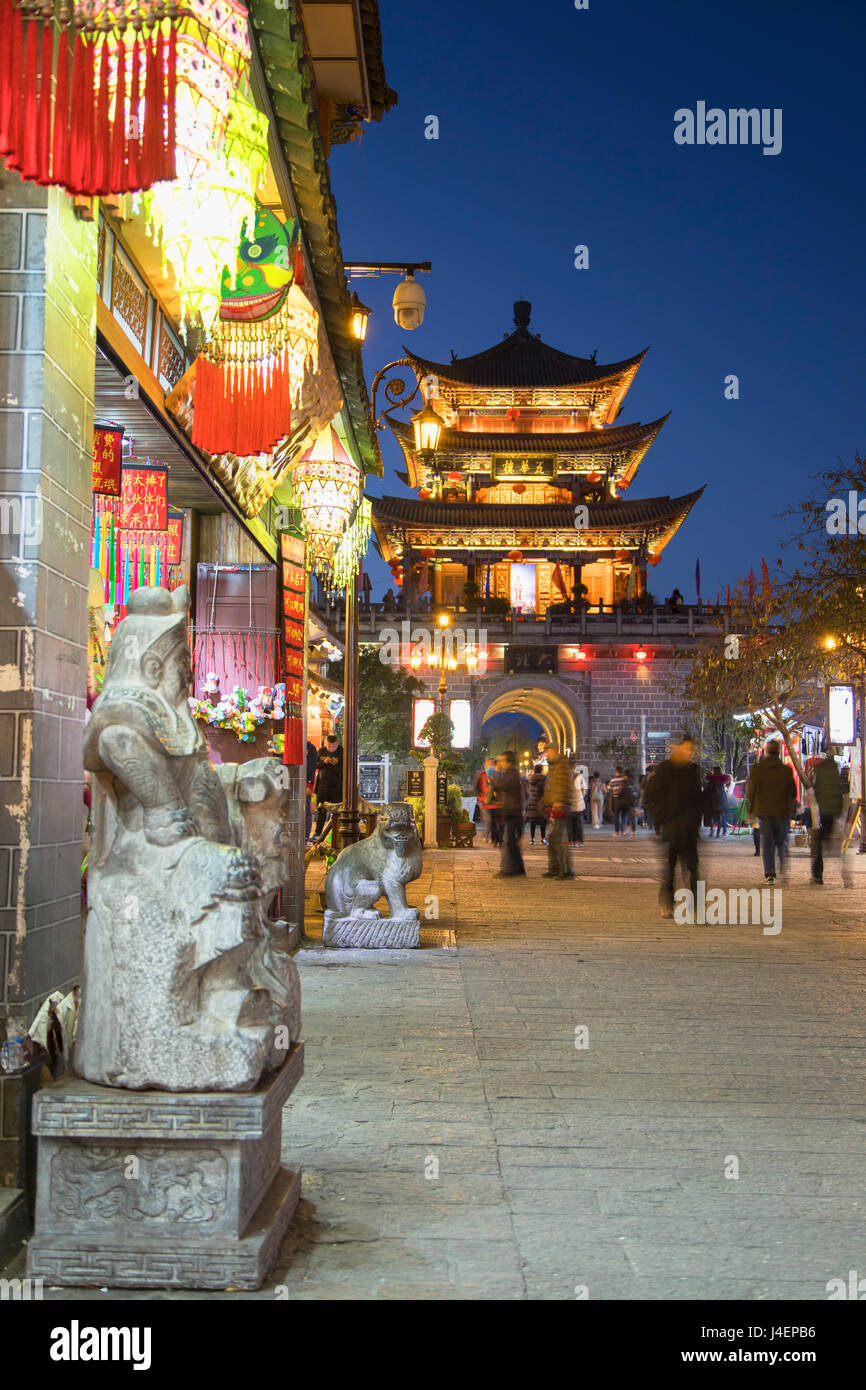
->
[76,586,301,1092]
[323,803,423,947]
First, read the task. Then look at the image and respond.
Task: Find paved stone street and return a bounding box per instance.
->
[278,832,866,1301]
[11,829,866,1300]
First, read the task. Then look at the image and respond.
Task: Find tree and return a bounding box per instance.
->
[414,711,464,778]
[596,735,639,775]
[350,645,426,760]
[781,453,866,668]
[680,588,829,816]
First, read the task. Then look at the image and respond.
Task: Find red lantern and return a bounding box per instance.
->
[616,549,630,560]
[617,479,631,491]
[648,555,661,568]
[446,472,462,483]
[586,472,601,484]
[418,489,432,499]
[505,407,520,422]
[420,547,435,559]
[507,550,523,562]
[512,482,526,495]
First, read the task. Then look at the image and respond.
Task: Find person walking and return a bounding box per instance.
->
[480,756,504,847]
[473,757,495,843]
[608,767,635,836]
[494,751,526,877]
[526,763,548,845]
[810,750,851,887]
[305,739,318,842]
[746,741,797,884]
[705,764,732,837]
[570,762,586,846]
[542,745,575,879]
[645,735,703,917]
[313,731,343,838]
[589,772,605,828]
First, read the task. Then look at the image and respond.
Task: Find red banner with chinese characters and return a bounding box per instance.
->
[121,466,168,531]
[92,425,123,496]
[281,527,307,764]
[283,589,305,623]
[282,561,305,592]
[166,508,184,566]
[285,647,304,679]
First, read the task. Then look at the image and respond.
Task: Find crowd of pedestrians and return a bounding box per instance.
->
[470,734,856,904]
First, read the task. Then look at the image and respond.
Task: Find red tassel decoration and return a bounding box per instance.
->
[50,20,72,187]
[108,30,127,191]
[67,20,90,194]
[0,0,15,154]
[4,6,37,175]
[90,32,111,195]
[126,28,141,188]
[139,28,158,189]
[165,21,177,181]
[35,17,55,186]
[0,0,24,159]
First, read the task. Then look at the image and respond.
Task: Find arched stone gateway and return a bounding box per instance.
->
[475,674,589,757]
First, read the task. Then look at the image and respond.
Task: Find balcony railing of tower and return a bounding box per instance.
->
[311,596,730,642]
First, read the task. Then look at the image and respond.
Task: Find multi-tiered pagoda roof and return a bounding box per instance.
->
[370,301,702,610]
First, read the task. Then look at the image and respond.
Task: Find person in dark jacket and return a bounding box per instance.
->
[810,751,851,887]
[314,732,343,837]
[608,767,635,836]
[494,751,526,877]
[746,741,796,883]
[305,739,318,841]
[704,765,732,837]
[526,764,548,844]
[644,735,703,917]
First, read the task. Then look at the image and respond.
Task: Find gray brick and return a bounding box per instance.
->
[23,213,46,271]
[0,212,22,271]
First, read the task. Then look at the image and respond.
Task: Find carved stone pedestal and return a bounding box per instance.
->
[322,909,420,949]
[26,1045,303,1290]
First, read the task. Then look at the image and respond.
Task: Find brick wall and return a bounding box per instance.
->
[399,654,693,774]
[0,173,96,1040]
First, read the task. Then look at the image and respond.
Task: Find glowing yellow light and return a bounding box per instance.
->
[438,612,450,627]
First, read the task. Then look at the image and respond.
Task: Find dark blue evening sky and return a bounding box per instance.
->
[330,0,866,603]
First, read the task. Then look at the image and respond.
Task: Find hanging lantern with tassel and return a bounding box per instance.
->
[192,211,320,457]
[292,423,361,576]
[0,0,181,196]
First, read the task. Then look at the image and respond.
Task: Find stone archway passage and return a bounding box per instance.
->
[478,676,584,756]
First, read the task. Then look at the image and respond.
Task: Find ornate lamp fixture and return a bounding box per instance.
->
[370,357,445,492]
[349,291,371,342]
[292,422,361,576]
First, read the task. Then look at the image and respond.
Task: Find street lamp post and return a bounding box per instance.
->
[336,568,361,851]
[860,675,866,853]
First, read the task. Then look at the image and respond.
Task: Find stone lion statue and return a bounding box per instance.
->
[325,803,423,921]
